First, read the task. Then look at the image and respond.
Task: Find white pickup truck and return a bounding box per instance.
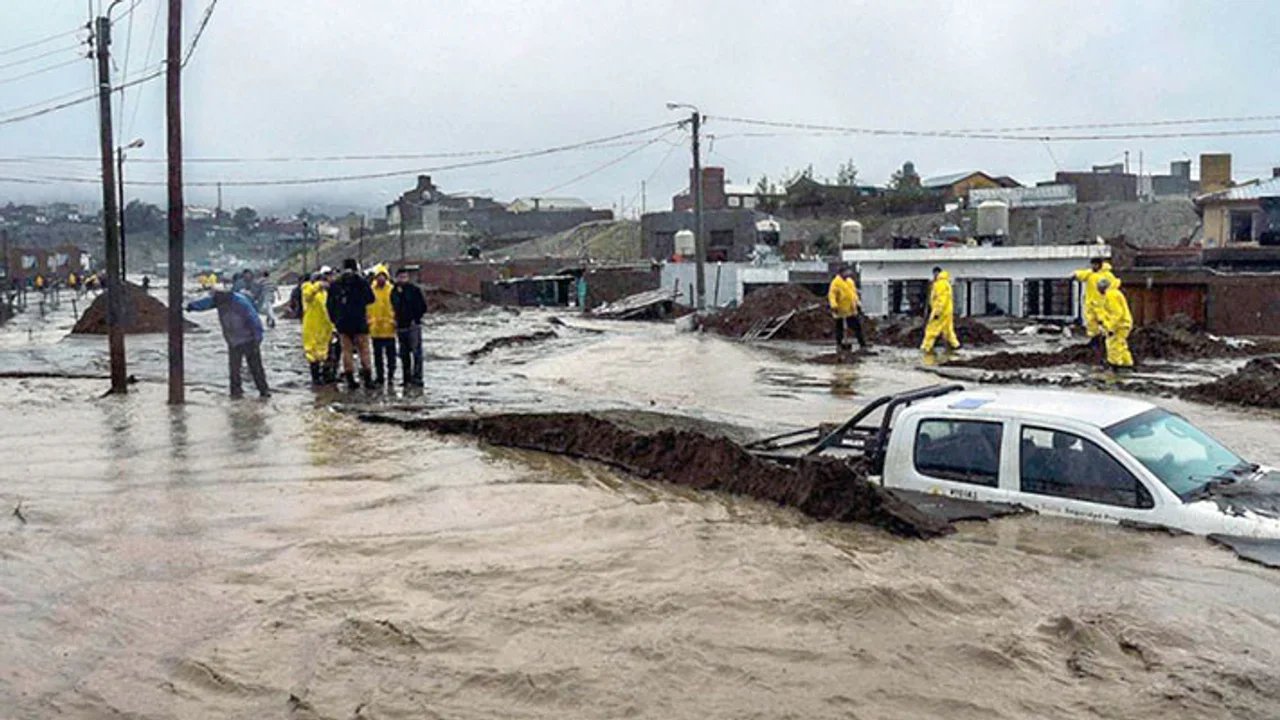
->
[748,385,1280,540]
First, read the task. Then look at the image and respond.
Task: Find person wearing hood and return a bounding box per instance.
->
[326,258,377,389]
[391,266,428,387]
[367,264,398,387]
[186,290,270,398]
[301,268,334,385]
[827,264,866,352]
[1073,257,1116,350]
[1095,277,1133,369]
[921,266,960,353]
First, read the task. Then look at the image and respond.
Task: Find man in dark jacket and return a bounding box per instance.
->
[186,290,269,398]
[326,258,376,389]
[390,267,428,387]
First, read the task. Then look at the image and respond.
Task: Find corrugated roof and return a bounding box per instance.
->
[921,171,990,188]
[1196,176,1280,203]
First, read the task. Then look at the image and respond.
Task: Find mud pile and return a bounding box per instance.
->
[699,285,829,340]
[872,316,1005,348]
[424,287,488,314]
[363,411,954,538]
[465,330,557,362]
[70,282,197,335]
[949,315,1276,371]
[1183,357,1280,409]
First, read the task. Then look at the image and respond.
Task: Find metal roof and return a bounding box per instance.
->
[841,244,1109,264]
[1195,176,1280,203]
[921,171,990,188]
[914,388,1155,429]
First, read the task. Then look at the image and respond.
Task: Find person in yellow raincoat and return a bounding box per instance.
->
[1072,257,1116,343]
[301,269,335,385]
[366,264,398,387]
[1095,277,1133,368]
[827,265,866,352]
[921,266,960,353]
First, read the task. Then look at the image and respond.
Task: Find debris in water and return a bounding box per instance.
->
[1182,356,1280,409]
[12,502,25,524]
[70,282,198,335]
[360,411,956,538]
[871,315,1004,348]
[1207,534,1280,569]
[465,330,557,362]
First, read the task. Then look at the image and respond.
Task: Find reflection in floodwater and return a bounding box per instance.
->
[1,298,1280,718]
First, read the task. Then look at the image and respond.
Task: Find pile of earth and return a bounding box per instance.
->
[360,410,957,538]
[947,315,1280,371]
[424,287,488,314]
[698,284,1002,346]
[70,282,197,335]
[1182,356,1280,409]
[871,315,1005,348]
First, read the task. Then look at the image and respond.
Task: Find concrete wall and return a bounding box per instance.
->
[582,266,660,309]
[1055,172,1138,203]
[1200,153,1232,193]
[641,208,763,262]
[659,260,827,308]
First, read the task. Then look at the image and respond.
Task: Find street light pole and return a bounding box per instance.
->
[668,102,706,309]
[116,138,144,279]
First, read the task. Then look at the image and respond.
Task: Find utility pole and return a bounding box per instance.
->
[690,110,706,310]
[640,180,646,217]
[398,201,407,263]
[94,11,128,394]
[358,216,365,265]
[166,0,185,405]
[117,147,126,277]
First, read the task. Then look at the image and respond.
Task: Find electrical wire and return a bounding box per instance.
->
[116,0,140,146]
[183,0,219,67]
[0,43,85,73]
[0,66,163,127]
[126,0,163,137]
[537,126,680,195]
[0,56,85,87]
[0,25,85,58]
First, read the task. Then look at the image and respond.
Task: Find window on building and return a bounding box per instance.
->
[728,196,742,208]
[1019,426,1153,509]
[914,419,1003,487]
[966,279,1012,316]
[709,229,735,248]
[889,279,930,315]
[1024,279,1074,317]
[1229,210,1255,243]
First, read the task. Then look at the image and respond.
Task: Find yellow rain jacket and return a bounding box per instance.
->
[1073,261,1116,336]
[367,270,396,340]
[1098,282,1134,367]
[301,280,334,364]
[921,270,960,352]
[827,275,859,318]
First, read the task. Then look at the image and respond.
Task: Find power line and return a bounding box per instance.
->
[0,25,85,58]
[183,0,219,67]
[0,66,163,128]
[0,43,85,72]
[126,0,163,137]
[0,56,85,86]
[116,0,140,146]
[538,126,680,195]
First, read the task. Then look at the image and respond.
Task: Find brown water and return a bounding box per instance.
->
[3,300,1280,719]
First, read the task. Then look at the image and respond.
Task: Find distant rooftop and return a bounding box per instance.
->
[922,171,992,188]
[1196,176,1280,203]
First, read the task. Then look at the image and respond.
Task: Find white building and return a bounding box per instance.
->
[841,245,1109,319]
[661,260,828,308]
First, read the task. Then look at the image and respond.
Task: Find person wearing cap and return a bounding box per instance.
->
[301,268,334,385]
[1095,276,1134,369]
[367,264,398,387]
[921,266,960,353]
[391,266,427,387]
[326,258,377,390]
[827,264,866,352]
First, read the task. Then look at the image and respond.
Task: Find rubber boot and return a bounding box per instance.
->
[344,372,358,390]
[309,362,322,386]
[361,369,375,389]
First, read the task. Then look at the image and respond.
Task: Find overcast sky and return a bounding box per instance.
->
[2,0,1279,216]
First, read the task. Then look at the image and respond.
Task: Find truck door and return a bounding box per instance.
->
[1015,424,1157,523]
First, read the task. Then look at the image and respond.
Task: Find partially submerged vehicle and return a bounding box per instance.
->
[748,385,1280,544]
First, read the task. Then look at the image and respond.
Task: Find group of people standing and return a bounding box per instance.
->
[828,259,1132,369]
[299,258,428,390]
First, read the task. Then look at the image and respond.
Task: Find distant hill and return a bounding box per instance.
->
[501,220,641,262]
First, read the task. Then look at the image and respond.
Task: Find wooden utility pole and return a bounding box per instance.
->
[166,0,185,405]
[94,14,128,393]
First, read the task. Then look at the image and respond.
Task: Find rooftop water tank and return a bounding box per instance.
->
[976,200,1010,237]
[673,229,696,258]
[840,220,863,248]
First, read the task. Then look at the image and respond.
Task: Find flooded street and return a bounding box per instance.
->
[3,297,1280,719]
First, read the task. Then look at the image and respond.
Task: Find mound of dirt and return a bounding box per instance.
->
[424,287,488,314]
[1182,357,1280,409]
[362,411,954,538]
[700,285,828,339]
[948,315,1278,372]
[70,282,197,335]
[871,316,1005,348]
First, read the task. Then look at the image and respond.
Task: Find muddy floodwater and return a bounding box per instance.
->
[3,293,1280,719]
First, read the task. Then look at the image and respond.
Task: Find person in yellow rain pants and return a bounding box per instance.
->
[827,265,866,352]
[921,266,960,354]
[1072,257,1116,366]
[1095,277,1133,369]
[366,264,398,387]
[302,269,335,386]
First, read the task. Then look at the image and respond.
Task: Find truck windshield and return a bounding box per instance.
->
[1105,409,1248,500]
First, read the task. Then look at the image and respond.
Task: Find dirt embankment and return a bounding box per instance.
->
[424,288,488,314]
[71,283,198,335]
[1183,357,1280,409]
[948,315,1280,371]
[361,411,955,538]
[699,284,1002,346]
[465,331,557,362]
